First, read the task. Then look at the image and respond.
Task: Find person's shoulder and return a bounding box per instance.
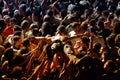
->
[4,26,12,31]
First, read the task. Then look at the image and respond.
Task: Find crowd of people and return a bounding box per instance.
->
[0,0,120,80]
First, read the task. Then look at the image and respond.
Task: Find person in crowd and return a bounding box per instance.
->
[104,13,114,30]
[21,20,30,38]
[41,22,54,37]
[52,25,68,41]
[0,0,120,80]
[25,23,39,38]
[96,20,112,45]
[3,15,13,38]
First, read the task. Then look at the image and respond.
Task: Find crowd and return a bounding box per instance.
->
[0,0,120,80]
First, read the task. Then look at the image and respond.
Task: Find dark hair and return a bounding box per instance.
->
[0,0,4,8]
[3,41,11,49]
[81,36,90,45]
[19,4,27,12]
[41,22,53,36]
[57,25,66,32]
[12,55,25,66]
[106,34,115,47]
[60,9,67,19]
[46,45,53,61]
[43,15,50,22]
[21,20,29,30]
[14,31,22,36]
[104,60,116,72]
[32,28,39,36]
[97,20,104,29]
[4,48,14,61]
[2,9,8,15]
[108,14,114,21]
[90,19,96,26]
[85,8,93,18]
[13,36,20,42]
[46,9,53,16]
[13,11,20,20]
[22,38,30,47]
[10,18,16,22]
[115,9,120,17]
[0,19,6,33]
[102,51,112,62]
[29,23,38,29]
[69,14,78,22]
[93,43,101,57]
[14,25,22,31]
[25,7,32,16]
[12,66,22,79]
[108,4,116,12]
[81,21,88,31]
[102,10,109,18]
[113,19,120,34]
[20,47,29,55]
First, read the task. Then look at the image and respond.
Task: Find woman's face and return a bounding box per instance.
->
[63,43,73,54]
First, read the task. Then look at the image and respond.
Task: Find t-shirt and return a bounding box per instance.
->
[3,26,13,38]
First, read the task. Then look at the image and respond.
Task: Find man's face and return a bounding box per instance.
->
[73,25,80,33]
[14,38,22,49]
[5,18,10,26]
